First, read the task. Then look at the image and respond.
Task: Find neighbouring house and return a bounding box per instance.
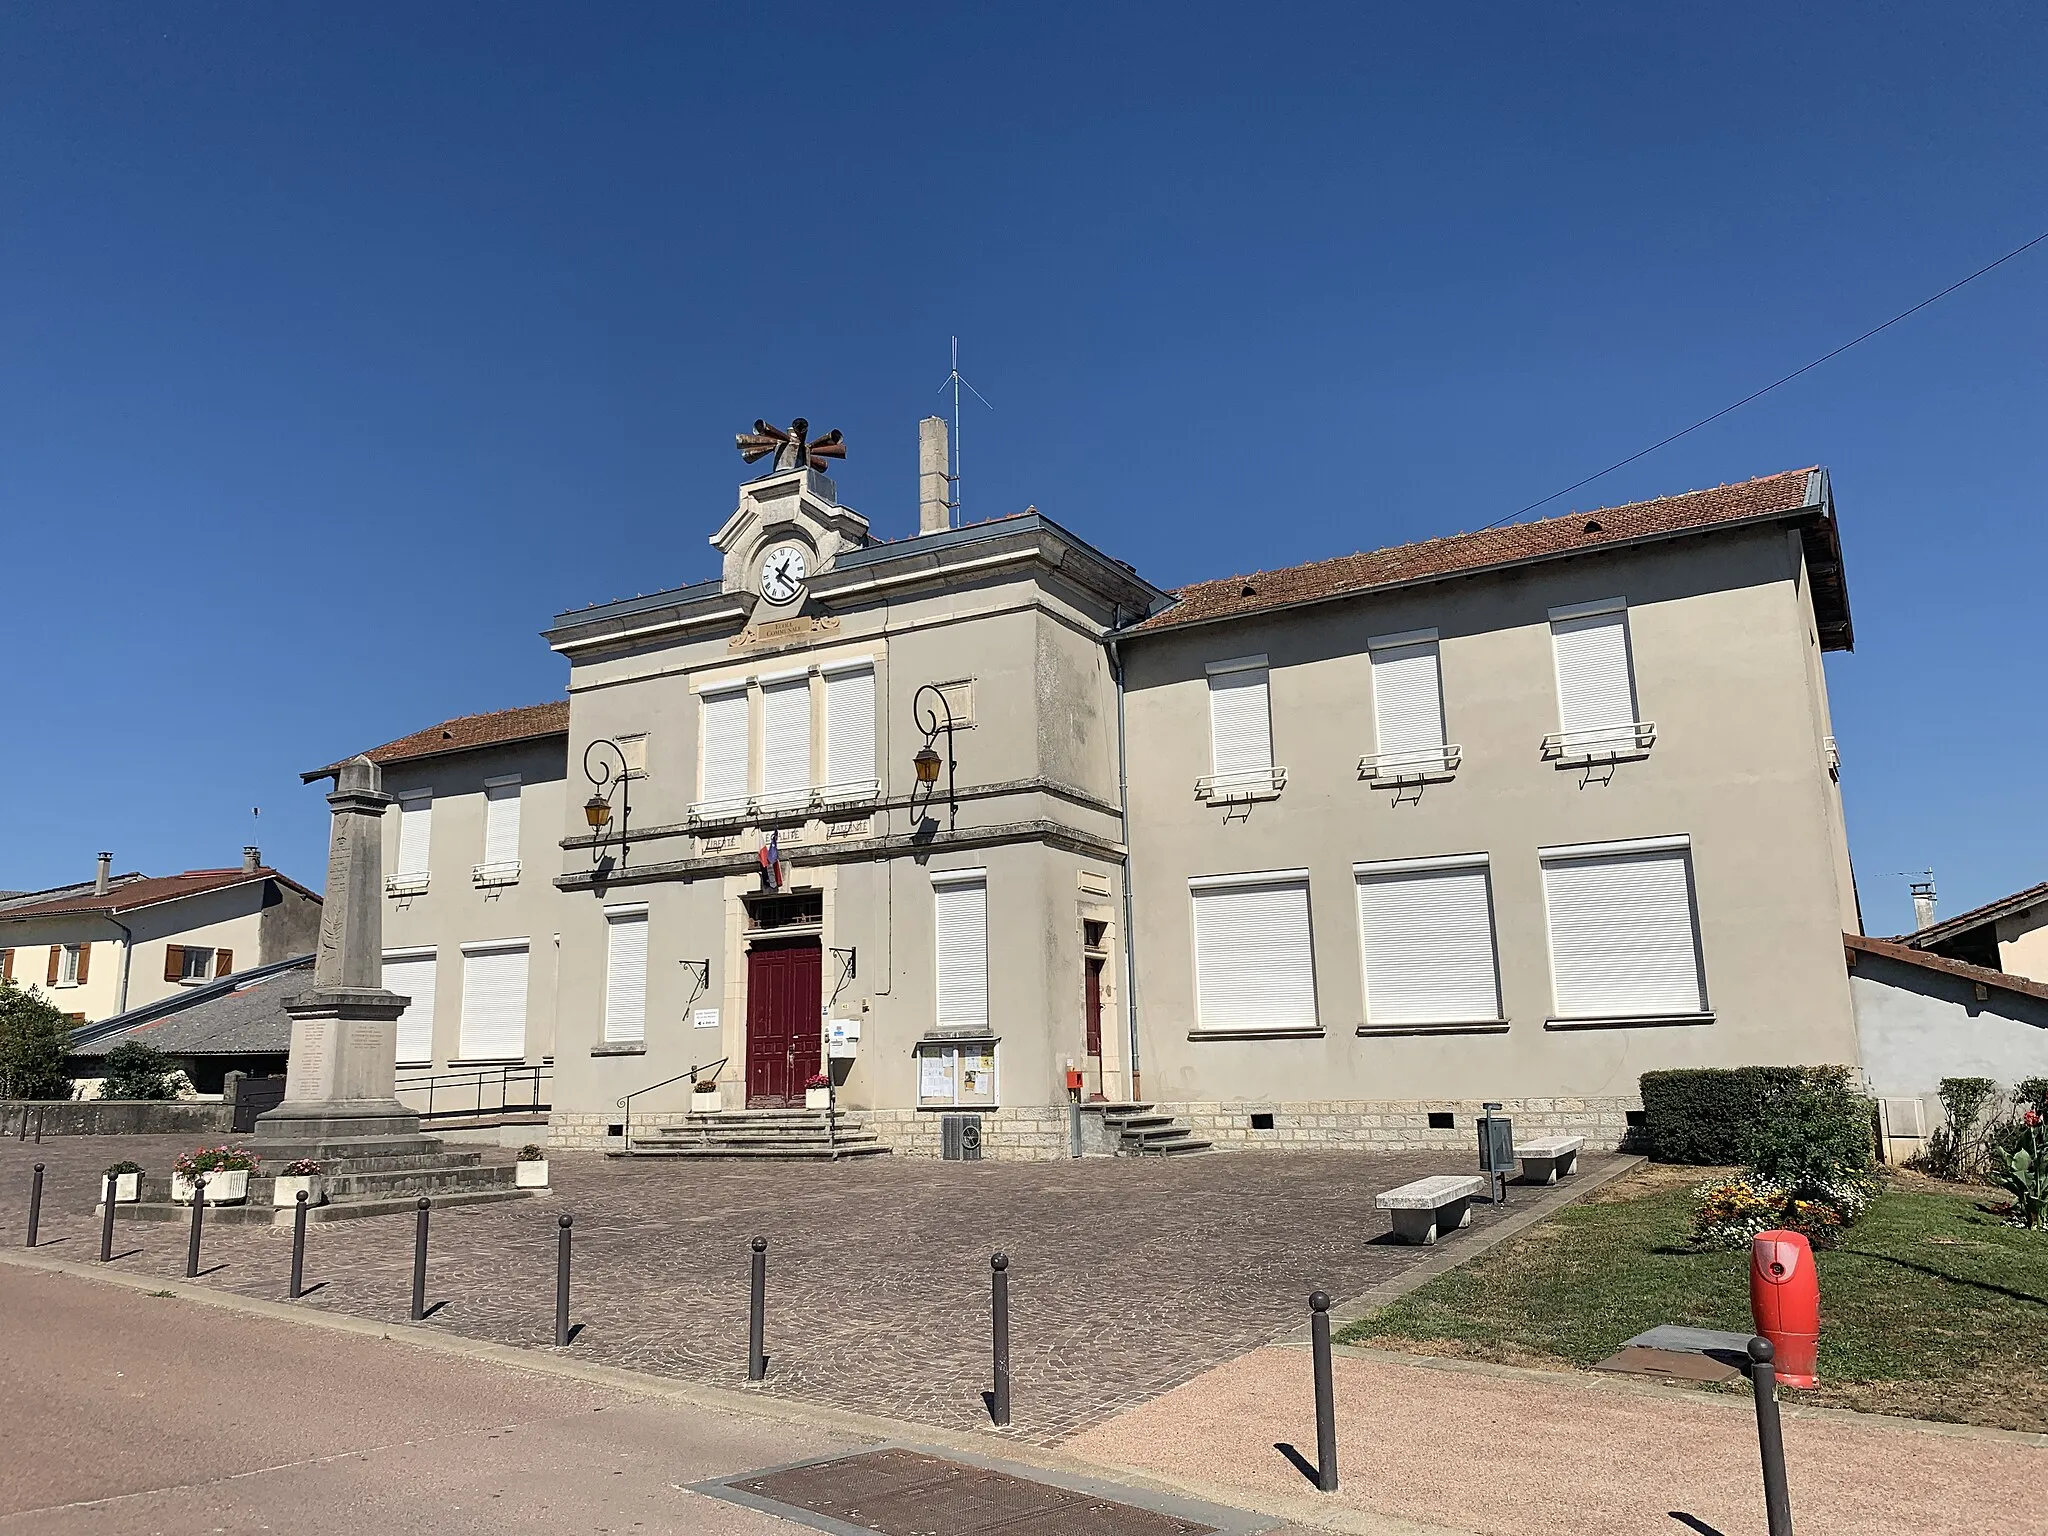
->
[1893,878,2048,983]
[0,850,322,1024]
[1845,933,2048,1159]
[67,953,311,1099]
[306,418,1863,1158]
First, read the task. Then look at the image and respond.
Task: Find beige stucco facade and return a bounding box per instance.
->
[331,451,1864,1157]
[1,870,321,1024]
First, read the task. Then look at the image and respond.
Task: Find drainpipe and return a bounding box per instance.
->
[107,914,134,1015]
[1106,612,1142,1100]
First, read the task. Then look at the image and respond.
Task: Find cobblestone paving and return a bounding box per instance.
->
[0,1135,1618,1445]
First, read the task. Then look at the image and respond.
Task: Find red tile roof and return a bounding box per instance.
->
[0,868,315,923]
[1128,468,1844,641]
[1894,881,2048,952]
[1845,933,2048,1005]
[307,700,570,780]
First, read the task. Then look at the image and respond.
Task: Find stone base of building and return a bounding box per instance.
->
[548,1097,1638,1160]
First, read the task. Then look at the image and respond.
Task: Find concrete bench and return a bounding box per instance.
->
[1376,1174,1484,1244]
[1516,1136,1584,1185]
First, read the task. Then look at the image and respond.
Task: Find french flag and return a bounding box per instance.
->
[758,831,783,889]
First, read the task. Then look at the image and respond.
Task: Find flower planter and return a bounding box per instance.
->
[172,1169,251,1205]
[105,1172,140,1204]
[805,1087,832,1110]
[272,1174,326,1208]
[515,1159,550,1189]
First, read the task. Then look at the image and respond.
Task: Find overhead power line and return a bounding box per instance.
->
[1482,224,2048,531]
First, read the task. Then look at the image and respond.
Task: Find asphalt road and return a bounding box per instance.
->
[0,1264,865,1534]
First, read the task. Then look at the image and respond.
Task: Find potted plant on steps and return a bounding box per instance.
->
[104,1161,142,1204]
[515,1144,550,1189]
[804,1073,832,1111]
[272,1159,326,1208]
[692,1076,721,1111]
[172,1145,258,1205]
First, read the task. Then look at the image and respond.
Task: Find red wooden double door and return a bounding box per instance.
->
[745,939,822,1107]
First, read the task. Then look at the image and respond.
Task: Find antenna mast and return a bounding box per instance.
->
[936,336,991,525]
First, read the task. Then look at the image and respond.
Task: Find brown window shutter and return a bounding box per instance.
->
[214,948,233,978]
[164,945,184,983]
[1,948,12,982]
[75,942,91,984]
[48,947,61,986]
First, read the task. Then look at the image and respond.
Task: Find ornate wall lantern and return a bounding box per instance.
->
[582,738,632,867]
[910,684,957,829]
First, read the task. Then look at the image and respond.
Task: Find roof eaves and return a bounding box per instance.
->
[1845,933,2048,1005]
[1895,881,2048,951]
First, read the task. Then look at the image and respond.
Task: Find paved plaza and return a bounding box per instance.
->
[0,1136,1617,1443]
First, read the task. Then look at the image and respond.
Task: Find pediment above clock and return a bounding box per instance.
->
[711,466,869,599]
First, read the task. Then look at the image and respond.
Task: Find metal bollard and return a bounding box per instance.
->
[289,1190,309,1299]
[555,1214,573,1346]
[747,1236,767,1381]
[185,1177,206,1278]
[1310,1290,1338,1491]
[1749,1336,1794,1535]
[100,1174,117,1262]
[990,1252,1012,1427]
[411,1198,431,1321]
[27,1163,44,1247]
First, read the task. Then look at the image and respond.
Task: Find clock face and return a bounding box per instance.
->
[758,545,809,604]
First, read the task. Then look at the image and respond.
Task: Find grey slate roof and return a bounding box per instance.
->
[69,954,312,1058]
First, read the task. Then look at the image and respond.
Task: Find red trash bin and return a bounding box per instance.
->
[1750,1229,1820,1387]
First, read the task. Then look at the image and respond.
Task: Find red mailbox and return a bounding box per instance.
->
[1750,1230,1820,1387]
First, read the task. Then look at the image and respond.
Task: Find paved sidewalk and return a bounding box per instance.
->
[1062,1344,2046,1536]
[0,1137,1623,1444]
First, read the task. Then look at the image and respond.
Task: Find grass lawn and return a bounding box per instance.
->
[1338,1164,2048,1432]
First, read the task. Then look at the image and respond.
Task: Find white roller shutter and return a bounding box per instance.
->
[700,686,749,802]
[1371,640,1446,757]
[824,665,876,787]
[603,910,648,1044]
[1551,608,1637,734]
[761,677,812,798]
[459,943,529,1060]
[1191,876,1317,1032]
[1356,862,1499,1025]
[1542,845,1706,1017]
[482,779,521,866]
[933,875,989,1031]
[396,793,432,876]
[1208,668,1274,777]
[383,952,437,1064]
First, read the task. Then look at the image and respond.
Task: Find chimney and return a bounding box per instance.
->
[243,846,262,874]
[918,415,951,535]
[1910,878,1938,932]
[94,852,111,896]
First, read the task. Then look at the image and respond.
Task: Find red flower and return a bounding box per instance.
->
[2026,1108,2042,1128]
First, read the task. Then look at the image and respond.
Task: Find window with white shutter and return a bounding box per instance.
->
[1355,856,1500,1026]
[602,907,648,1044]
[1201,657,1282,800]
[1547,601,1650,756]
[391,791,432,893]
[458,941,529,1060]
[1541,838,1707,1020]
[477,776,521,885]
[697,685,750,811]
[383,949,437,1063]
[1189,873,1318,1033]
[760,675,812,805]
[933,872,989,1032]
[1364,631,1454,779]
[822,662,877,801]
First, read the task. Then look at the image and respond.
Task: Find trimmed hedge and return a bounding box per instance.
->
[1639,1065,1873,1170]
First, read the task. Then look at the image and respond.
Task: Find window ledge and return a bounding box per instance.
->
[1195,767,1287,804]
[472,861,521,888]
[1359,745,1462,784]
[445,1056,528,1067]
[1544,1012,1714,1031]
[1542,723,1656,766]
[915,1103,999,1112]
[1187,1025,1325,1041]
[385,874,430,897]
[1356,1020,1510,1037]
[591,1041,648,1056]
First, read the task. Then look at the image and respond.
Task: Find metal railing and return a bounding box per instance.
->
[394,1063,551,1126]
[1193,766,1288,803]
[1358,743,1463,782]
[1539,721,1657,761]
[615,1056,728,1155]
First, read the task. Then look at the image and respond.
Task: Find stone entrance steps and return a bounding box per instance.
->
[624,1108,891,1160]
[1099,1103,1212,1156]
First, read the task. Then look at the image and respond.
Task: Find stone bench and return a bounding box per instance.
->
[1516,1135,1584,1185]
[1376,1174,1484,1244]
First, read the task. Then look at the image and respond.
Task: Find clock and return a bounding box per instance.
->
[758,545,809,604]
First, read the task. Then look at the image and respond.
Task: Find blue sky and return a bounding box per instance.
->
[3,4,2042,934]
